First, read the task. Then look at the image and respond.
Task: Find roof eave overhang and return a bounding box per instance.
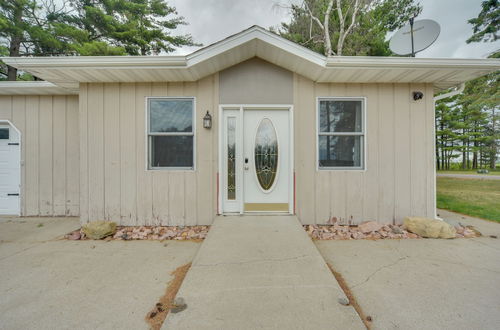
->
[2,26,499,92]
[0,81,78,95]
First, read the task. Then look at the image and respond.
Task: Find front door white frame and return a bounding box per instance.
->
[218,104,294,215]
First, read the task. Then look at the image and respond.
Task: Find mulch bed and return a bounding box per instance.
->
[65,225,210,241]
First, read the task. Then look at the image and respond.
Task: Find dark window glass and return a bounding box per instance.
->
[0,128,9,139]
[149,99,193,133]
[319,100,362,132]
[151,136,193,168]
[319,135,362,167]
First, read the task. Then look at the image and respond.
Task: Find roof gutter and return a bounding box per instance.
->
[434,82,465,102]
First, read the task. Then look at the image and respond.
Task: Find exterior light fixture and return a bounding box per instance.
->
[413,91,424,101]
[203,111,212,129]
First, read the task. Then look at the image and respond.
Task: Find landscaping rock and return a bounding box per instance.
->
[66,231,81,240]
[358,221,383,233]
[81,221,117,239]
[391,226,404,235]
[466,225,482,237]
[403,217,456,239]
[338,297,350,306]
[171,297,187,313]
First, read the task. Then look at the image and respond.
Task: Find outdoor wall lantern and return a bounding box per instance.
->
[412,91,424,101]
[203,111,212,129]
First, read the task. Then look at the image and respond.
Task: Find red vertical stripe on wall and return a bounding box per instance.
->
[294,172,296,214]
[216,172,219,214]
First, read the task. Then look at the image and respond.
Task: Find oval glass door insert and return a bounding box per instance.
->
[254,118,278,191]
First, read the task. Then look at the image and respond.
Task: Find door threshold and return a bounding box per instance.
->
[220,212,294,216]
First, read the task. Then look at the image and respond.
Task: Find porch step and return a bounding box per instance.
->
[163,215,364,329]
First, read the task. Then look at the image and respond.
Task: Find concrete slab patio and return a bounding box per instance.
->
[163,215,364,330]
[316,210,500,330]
[0,216,200,330]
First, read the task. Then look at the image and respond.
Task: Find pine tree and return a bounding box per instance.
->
[60,0,198,56]
[0,0,71,80]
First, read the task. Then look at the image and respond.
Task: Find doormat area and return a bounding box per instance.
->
[65,226,210,241]
[305,222,481,240]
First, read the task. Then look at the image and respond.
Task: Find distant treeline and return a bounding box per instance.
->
[435,59,499,170]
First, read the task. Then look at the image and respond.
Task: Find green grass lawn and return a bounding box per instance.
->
[437,169,499,175]
[436,177,500,222]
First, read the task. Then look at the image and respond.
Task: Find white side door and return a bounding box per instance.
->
[243,109,290,212]
[0,124,21,215]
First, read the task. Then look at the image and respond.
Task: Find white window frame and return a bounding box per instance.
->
[316,97,366,171]
[146,96,196,171]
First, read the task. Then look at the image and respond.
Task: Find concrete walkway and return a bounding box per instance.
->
[163,215,364,330]
[437,173,500,180]
[0,216,200,330]
[317,210,500,330]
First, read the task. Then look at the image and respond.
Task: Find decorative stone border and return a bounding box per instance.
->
[305,223,420,240]
[65,226,210,241]
[305,221,481,240]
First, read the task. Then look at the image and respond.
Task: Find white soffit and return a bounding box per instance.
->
[1,26,499,91]
[0,81,77,95]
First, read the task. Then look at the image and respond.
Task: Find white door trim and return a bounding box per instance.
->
[218,104,294,215]
[0,119,22,216]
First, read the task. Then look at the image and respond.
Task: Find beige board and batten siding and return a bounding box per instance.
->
[294,74,436,224]
[79,76,219,225]
[0,95,79,216]
[219,58,293,104]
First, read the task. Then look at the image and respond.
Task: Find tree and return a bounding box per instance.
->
[276,0,421,56]
[0,0,71,80]
[1,0,198,80]
[435,58,499,170]
[467,0,499,43]
[60,0,198,56]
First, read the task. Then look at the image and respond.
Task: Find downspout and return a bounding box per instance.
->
[432,83,465,220]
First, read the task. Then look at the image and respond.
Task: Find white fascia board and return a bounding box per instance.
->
[326,56,500,70]
[0,81,77,95]
[0,81,56,88]
[1,55,187,69]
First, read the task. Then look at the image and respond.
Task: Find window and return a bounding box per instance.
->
[0,128,9,139]
[147,98,195,169]
[318,98,365,169]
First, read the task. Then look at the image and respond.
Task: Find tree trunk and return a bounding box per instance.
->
[491,108,497,169]
[436,148,440,170]
[7,3,23,81]
[462,137,467,169]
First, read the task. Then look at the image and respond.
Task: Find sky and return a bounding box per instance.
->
[168,0,499,58]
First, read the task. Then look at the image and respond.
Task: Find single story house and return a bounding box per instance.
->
[0,26,498,226]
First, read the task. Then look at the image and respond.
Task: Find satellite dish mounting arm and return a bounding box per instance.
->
[410,16,415,57]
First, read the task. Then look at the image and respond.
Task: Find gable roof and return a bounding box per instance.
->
[2,25,499,93]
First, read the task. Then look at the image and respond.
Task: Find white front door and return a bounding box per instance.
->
[0,123,21,215]
[221,106,292,214]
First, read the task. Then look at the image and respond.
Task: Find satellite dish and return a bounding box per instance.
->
[389,19,440,56]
